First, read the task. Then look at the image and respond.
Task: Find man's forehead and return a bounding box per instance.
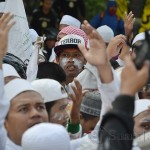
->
[136,109,150,119]
[61,49,81,53]
[11,91,44,104]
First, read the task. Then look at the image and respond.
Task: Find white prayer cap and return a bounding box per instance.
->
[31,79,68,103]
[22,123,71,150]
[0,2,6,13]
[4,78,38,102]
[2,63,20,78]
[134,99,150,117]
[132,31,150,45]
[29,29,39,43]
[60,15,81,28]
[96,25,114,43]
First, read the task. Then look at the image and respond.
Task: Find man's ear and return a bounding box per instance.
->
[55,56,59,64]
[4,117,9,130]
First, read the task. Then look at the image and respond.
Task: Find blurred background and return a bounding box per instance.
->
[0,0,149,35]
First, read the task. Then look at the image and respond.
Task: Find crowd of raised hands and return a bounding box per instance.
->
[0,10,150,150]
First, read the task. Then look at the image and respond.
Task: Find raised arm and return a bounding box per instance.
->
[78,20,120,117]
[0,12,15,149]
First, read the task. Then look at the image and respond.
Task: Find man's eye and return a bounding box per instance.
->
[74,54,81,57]
[61,53,70,57]
[19,107,28,113]
[37,105,46,111]
[141,123,150,131]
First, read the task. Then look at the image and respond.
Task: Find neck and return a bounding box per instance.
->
[66,76,74,85]
[42,8,49,14]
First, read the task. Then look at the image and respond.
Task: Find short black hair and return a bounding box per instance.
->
[37,62,66,83]
[80,112,98,121]
[45,101,56,115]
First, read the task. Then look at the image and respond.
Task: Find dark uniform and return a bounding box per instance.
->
[52,0,86,21]
[30,7,57,36]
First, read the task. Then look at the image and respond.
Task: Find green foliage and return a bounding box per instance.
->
[85,0,107,21]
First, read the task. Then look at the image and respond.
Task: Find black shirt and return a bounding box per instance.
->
[53,0,85,20]
[30,8,57,35]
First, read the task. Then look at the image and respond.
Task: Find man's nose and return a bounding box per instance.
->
[68,56,75,62]
[30,108,41,119]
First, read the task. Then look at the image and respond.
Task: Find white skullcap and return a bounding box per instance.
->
[134,99,150,117]
[2,64,20,78]
[60,15,81,28]
[22,123,71,150]
[0,2,6,13]
[132,31,150,45]
[31,79,68,103]
[4,78,38,102]
[96,25,114,43]
[29,29,39,43]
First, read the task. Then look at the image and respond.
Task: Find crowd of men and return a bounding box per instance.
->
[0,0,150,150]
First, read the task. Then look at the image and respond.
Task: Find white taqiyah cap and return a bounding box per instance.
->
[29,29,39,43]
[132,31,150,45]
[31,79,68,103]
[4,78,38,102]
[22,123,71,150]
[60,15,81,28]
[134,99,150,117]
[3,64,20,78]
[96,25,114,43]
[0,2,6,13]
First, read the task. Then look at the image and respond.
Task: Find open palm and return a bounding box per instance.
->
[78,20,107,67]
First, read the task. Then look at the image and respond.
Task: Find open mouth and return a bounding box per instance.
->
[66,65,76,71]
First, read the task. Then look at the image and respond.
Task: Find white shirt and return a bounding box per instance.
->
[71,64,120,150]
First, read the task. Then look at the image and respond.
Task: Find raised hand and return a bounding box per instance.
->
[69,78,83,124]
[0,13,15,58]
[121,56,149,96]
[107,34,126,59]
[78,20,107,67]
[124,11,135,39]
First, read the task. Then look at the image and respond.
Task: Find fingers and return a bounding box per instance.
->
[0,12,15,30]
[69,78,82,102]
[82,90,89,96]
[81,20,93,36]
[74,78,82,92]
[81,20,104,42]
[125,11,136,24]
[5,20,16,32]
[139,60,150,81]
[78,43,88,58]
[109,34,126,47]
